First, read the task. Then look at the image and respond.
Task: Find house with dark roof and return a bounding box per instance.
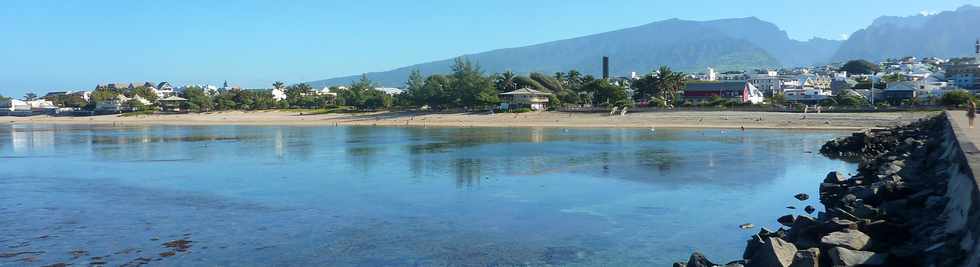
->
[683,81,764,104]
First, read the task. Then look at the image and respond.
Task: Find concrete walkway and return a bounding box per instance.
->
[947,111,980,155]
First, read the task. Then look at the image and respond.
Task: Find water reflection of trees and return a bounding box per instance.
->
[3,124,839,189]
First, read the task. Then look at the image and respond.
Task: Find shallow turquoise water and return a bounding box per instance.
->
[0,124,854,266]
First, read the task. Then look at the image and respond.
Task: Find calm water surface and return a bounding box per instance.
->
[0,124,854,266]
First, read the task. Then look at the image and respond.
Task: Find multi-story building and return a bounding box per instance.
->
[946,40,980,90]
[747,70,782,96]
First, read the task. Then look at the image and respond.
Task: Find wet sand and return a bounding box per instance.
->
[1,110,938,130]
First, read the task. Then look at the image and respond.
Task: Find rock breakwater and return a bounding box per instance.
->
[677,115,957,266]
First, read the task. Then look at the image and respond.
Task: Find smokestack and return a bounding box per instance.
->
[602,56,609,80]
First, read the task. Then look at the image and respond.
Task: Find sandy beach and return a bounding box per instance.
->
[0,110,938,130]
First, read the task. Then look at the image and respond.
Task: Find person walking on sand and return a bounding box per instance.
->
[968,99,977,129]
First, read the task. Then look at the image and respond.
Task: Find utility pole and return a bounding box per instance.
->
[870,73,876,108]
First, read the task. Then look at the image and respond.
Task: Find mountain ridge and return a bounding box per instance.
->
[306,17,837,88]
[832,5,980,62]
[308,5,980,88]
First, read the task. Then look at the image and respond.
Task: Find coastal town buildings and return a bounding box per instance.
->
[747,70,782,96]
[95,94,151,113]
[156,82,176,98]
[157,96,189,112]
[682,81,764,104]
[499,88,552,111]
[946,40,980,90]
[784,88,832,104]
[1,99,30,112]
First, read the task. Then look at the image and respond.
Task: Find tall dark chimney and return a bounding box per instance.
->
[602,56,609,80]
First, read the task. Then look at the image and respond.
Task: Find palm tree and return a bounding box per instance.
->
[272,81,286,90]
[566,70,583,92]
[23,92,37,101]
[554,72,566,86]
[497,70,518,92]
[654,66,686,108]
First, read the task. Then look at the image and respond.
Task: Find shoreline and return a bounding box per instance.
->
[0,110,937,130]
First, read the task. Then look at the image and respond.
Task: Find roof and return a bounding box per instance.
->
[158,96,188,101]
[684,81,747,92]
[500,88,553,96]
[885,82,918,91]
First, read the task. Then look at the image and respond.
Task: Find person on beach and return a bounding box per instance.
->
[969,99,977,129]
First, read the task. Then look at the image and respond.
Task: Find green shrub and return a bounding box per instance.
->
[941,90,973,107]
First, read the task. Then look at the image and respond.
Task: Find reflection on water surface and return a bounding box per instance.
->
[0,124,854,266]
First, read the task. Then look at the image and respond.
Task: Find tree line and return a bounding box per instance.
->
[398,57,687,110]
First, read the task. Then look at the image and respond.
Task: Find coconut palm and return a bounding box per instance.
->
[654,66,686,108]
[272,81,286,90]
[554,72,566,86]
[496,70,518,92]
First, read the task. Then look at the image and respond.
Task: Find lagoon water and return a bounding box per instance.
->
[0,124,855,266]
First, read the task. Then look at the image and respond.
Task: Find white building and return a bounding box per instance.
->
[95,94,151,112]
[886,80,951,100]
[271,88,288,101]
[155,82,176,98]
[706,67,718,81]
[784,88,832,103]
[747,70,782,96]
[1,99,31,112]
[375,87,405,95]
[947,41,980,90]
[26,99,58,110]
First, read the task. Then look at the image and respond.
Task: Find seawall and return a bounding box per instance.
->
[676,111,980,267]
[941,111,980,267]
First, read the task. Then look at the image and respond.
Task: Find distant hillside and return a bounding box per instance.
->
[832,5,980,62]
[306,18,839,88]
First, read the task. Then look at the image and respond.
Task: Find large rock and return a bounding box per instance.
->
[824,172,849,183]
[788,248,820,267]
[803,206,816,214]
[846,186,875,202]
[850,204,880,220]
[821,229,870,251]
[686,252,716,267]
[827,247,886,266]
[747,237,797,267]
[787,216,820,248]
[777,215,796,227]
[743,228,787,260]
[794,193,810,201]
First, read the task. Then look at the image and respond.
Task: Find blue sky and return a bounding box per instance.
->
[0,0,974,97]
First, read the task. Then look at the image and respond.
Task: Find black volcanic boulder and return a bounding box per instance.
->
[777,215,796,227]
[685,252,716,267]
[824,171,848,184]
[794,193,810,201]
[804,206,816,214]
[789,248,820,267]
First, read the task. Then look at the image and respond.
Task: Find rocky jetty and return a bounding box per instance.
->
[677,116,954,267]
